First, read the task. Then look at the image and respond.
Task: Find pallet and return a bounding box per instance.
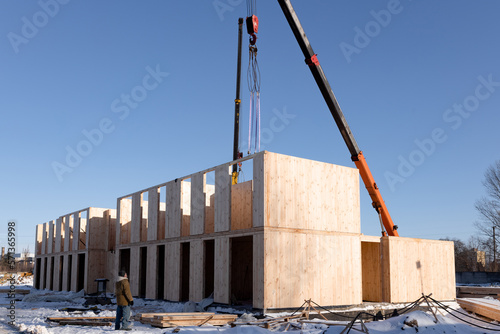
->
[457,298,500,322]
[137,312,237,328]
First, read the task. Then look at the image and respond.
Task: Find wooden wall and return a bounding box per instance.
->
[380,236,456,302]
[263,152,360,233]
[361,237,382,302]
[256,230,363,309]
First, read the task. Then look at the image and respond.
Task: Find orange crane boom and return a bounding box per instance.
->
[277,0,399,236]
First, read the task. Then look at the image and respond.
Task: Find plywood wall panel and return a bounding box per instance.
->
[129,246,140,297]
[131,193,141,244]
[381,237,456,303]
[231,180,253,230]
[263,152,360,233]
[361,241,382,302]
[73,213,80,251]
[42,223,48,255]
[253,233,265,309]
[147,188,160,241]
[214,165,231,232]
[190,173,206,236]
[166,242,181,301]
[48,221,54,254]
[214,237,230,304]
[119,199,132,245]
[146,245,157,299]
[189,240,204,302]
[262,230,362,309]
[252,153,264,228]
[36,224,43,256]
[166,181,182,238]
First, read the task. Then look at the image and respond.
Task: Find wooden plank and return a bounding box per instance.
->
[214,165,231,232]
[147,187,160,241]
[189,240,203,302]
[231,180,253,230]
[457,286,500,296]
[166,242,181,301]
[458,298,500,322]
[214,237,230,304]
[166,180,182,238]
[48,316,116,321]
[131,193,141,243]
[190,172,206,235]
[145,244,157,299]
[139,313,237,328]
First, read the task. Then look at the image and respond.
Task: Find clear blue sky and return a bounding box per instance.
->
[1,0,500,254]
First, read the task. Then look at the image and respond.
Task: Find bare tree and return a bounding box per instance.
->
[475,161,500,266]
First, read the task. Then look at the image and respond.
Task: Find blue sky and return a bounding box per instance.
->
[1,0,500,254]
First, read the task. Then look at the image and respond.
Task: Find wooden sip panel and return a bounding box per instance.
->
[380,236,456,303]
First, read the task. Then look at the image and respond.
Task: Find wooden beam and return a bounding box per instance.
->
[129,246,140,297]
[166,242,181,301]
[145,245,157,299]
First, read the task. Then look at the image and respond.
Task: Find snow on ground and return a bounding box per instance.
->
[1,278,500,333]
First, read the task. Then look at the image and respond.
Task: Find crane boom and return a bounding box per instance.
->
[277,0,399,236]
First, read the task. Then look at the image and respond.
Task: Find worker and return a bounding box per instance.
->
[115,269,134,330]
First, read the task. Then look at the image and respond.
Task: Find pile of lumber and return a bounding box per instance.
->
[232,314,307,331]
[137,312,238,328]
[457,298,500,322]
[456,286,500,299]
[46,316,115,326]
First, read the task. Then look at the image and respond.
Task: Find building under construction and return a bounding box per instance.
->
[34,151,456,310]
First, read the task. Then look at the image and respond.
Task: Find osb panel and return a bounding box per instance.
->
[361,240,382,302]
[263,152,360,233]
[231,180,253,230]
[262,230,362,309]
[382,237,456,303]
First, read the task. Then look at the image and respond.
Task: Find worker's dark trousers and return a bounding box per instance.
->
[115,305,131,330]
